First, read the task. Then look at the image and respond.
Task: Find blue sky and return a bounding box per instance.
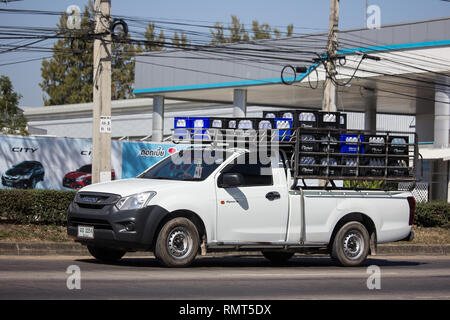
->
[1,0,450,106]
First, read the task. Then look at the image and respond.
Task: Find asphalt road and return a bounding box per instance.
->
[0,255,449,300]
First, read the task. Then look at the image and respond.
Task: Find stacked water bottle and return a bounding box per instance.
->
[320,157,339,176]
[369,158,385,167]
[300,134,316,152]
[389,137,409,155]
[322,113,337,123]
[343,157,358,176]
[369,136,385,144]
[299,112,316,122]
[299,156,317,175]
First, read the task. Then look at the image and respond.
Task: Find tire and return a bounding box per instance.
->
[262,251,294,264]
[154,217,200,267]
[87,245,126,263]
[331,221,370,267]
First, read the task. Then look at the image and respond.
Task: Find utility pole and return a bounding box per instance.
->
[364,0,368,26]
[322,0,340,112]
[92,0,112,184]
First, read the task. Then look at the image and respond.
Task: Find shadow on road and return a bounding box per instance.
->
[75,255,425,269]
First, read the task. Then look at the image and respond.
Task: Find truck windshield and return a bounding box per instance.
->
[139,149,233,181]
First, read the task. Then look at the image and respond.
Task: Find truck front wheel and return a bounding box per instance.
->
[155,217,200,267]
[331,221,370,267]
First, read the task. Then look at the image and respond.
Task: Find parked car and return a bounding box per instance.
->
[1,160,45,189]
[63,164,115,189]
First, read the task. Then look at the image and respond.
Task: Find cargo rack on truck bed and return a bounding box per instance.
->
[170,127,419,188]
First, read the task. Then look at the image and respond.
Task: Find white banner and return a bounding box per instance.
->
[0,135,122,191]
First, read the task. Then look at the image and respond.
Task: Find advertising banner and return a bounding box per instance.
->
[0,135,122,191]
[121,141,190,179]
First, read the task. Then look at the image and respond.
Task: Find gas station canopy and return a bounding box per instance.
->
[134,17,450,115]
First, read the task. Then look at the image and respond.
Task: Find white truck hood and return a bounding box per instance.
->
[78,178,188,198]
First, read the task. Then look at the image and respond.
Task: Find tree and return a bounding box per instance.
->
[144,23,166,51]
[211,16,250,44]
[210,15,294,44]
[40,2,137,106]
[0,75,27,135]
[251,21,272,40]
[172,32,189,49]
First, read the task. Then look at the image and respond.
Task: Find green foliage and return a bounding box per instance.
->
[172,32,189,49]
[144,23,166,51]
[210,15,294,44]
[415,202,450,228]
[0,75,27,135]
[40,2,137,105]
[343,180,386,189]
[0,189,76,225]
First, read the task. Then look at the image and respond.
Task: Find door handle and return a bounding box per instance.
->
[265,191,280,201]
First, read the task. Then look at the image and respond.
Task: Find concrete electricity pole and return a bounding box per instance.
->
[92,0,112,184]
[322,0,340,112]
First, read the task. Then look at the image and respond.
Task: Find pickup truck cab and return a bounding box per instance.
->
[67,145,415,267]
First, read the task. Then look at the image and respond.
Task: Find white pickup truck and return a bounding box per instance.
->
[67,144,416,267]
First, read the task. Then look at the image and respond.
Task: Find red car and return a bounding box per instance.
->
[63,164,115,189]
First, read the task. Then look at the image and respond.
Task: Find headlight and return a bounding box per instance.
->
[116,191,156,211]
[75,176,86,182]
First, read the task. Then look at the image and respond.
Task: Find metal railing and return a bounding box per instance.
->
[170,127,419,186]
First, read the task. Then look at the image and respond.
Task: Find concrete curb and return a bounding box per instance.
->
[376,244,450,256]
[0,242,449,257]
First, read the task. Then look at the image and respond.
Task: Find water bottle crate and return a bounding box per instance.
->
[388,136,409,155]
[387,158,410,177]
[274,118,293,141]
[226,118,275,130]
[341,156,359,176]
[263,111,281,119]
[299,132,320,152]
[298,156,320,176]
[209,117,228,129]
[318,111,341,129]
[318,156,342,176]
[364,135,387,154]
[359,157,386,177]
[173,117,191,139]
[264,110,318,128]
[340,134,365,154]
[318,133,340,153]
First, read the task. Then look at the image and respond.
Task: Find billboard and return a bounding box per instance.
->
[0,135,121,191]
[121,141,190,178]
[0,135,193,190]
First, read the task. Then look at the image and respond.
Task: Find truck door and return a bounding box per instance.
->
[215,152,289,242]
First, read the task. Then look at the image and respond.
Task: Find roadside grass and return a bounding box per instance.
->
[0,222,449,244]
[406,226,450,245]
[0,223,70,242]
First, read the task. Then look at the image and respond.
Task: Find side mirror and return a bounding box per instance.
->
[220,173,244,188]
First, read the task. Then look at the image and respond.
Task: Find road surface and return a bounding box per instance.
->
[0,255,449,300]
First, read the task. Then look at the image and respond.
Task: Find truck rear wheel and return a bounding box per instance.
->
[262,251,294,264]
[87,245,126,263]
[331,221,370,267]
[155,217,199,267]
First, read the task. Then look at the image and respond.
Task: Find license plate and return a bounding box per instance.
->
[78,225,94,239]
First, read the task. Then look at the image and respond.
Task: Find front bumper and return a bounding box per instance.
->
[67,197,169,251]
[2,176,28,189]
[63,181,85,189]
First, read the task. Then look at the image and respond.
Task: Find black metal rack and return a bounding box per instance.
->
[170,127,418,187]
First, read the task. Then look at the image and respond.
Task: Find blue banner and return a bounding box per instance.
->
[121,142,190,178]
